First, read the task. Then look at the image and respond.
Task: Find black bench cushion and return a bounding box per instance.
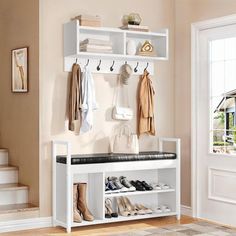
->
[56,151,176,165]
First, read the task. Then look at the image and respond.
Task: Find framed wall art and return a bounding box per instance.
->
[11,47,29,93]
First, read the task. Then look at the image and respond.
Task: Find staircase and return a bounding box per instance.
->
[0,149,39,221]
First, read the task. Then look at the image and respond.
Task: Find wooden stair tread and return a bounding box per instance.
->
[0,149,8,152]
[0,203,38,214]
[0,165,18,171]
[0,183,28,191]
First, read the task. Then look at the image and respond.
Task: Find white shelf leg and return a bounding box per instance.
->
[66,142,72,233]
[52,141,57,227]
[159,137,181,220]
[52,140,72,233]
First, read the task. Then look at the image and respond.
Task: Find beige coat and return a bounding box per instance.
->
[68,63,82,132]
[137,69,155,137]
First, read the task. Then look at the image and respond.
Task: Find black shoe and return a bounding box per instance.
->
[130,180,146,191]
[141,181,153,191]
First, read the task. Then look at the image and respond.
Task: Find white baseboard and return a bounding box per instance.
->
[0,217,52,233]
[181,205,192,217]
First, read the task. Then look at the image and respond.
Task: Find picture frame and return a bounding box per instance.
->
[11,47,29,93]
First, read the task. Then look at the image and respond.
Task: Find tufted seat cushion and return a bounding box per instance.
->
[56,151,176,165]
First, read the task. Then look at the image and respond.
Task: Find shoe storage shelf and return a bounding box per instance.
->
[64,20,168,75]
[52,138,180,233]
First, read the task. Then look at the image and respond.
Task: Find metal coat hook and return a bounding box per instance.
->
[75,58,78,64]
[97,60,101,71]
[134,62,139,73]
[85,59,89,67]
[144,62,149,71]
[110,60,115,72]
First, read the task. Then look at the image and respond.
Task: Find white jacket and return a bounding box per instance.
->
[80,66,98,133]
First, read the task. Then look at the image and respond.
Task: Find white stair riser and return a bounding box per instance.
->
[0,189,28,205]
[0,152,8,165]
[0,170,18,184]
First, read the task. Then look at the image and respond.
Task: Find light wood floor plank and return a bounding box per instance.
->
[0,215,196,236]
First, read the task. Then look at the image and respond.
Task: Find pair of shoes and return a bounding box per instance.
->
[130,180,153,191]
[150,183,171,190]
[105,198,118,218]
[119,176,136,192]
[154,205,171,214]
[116,196,153,216]
[116,196,137,216]
[135,204,153,215]
[105,176,136,194]
[108,176,129,192]
[105,178,120,194]
[73,183,94,222]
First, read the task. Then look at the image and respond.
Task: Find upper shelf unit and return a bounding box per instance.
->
[64,20,169,61]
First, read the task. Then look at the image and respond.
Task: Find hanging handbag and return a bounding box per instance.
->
[111,125,139,154]
[112,76,133,121]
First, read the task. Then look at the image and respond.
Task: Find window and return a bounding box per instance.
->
[210,37,236,155]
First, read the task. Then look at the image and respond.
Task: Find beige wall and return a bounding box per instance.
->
[39,0,175,216]
[175,0,236,206]
[0,0,39,205]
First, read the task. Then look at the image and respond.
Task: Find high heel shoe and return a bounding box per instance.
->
[135,204,153,214]
[105,206,112,218]
[116,197,131,217]
[105,198,118,218]
[122,197,138,216]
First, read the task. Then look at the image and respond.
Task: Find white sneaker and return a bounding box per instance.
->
[160,183,171,190]
[155,206,163,214]
[161,205,171,213]
[150,183,162,190]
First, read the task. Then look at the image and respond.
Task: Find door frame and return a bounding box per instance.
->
[191,14,236,218]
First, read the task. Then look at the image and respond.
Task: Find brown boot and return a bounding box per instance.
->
[77,183,94,221]
[73,184,82,223]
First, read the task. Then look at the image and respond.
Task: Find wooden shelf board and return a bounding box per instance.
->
[0,183,28,191]
[0,165,18,171]
[0,203,38,214]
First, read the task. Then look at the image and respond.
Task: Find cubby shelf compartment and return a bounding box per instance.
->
[52,138,180,233]
[64,20,169,75]
[105,188,175,198]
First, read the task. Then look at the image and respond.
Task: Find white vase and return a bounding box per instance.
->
[126,40,136,55]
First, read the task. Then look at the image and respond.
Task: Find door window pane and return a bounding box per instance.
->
[225,38,236,60]
[211,61,224,96]
[211,39,225,61]
[210,38,236,155]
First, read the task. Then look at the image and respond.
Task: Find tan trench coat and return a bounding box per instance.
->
[68,63,82,132]
[137,69,155,137]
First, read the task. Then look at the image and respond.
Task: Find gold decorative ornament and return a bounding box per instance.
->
[138,41,156,56]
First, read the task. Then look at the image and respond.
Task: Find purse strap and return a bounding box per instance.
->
[119,124,132,137]
[114,75,130,107]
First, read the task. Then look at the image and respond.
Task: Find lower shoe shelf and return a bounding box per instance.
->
[72,211,177,227]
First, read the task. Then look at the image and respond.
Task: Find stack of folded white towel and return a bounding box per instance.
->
[80,38,113,53]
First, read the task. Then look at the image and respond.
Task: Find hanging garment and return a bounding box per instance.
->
[137,69,155,137]
[80,66,98,133]
[68,63,82,133]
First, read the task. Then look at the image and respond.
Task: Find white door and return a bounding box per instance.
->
[196,24,236,226]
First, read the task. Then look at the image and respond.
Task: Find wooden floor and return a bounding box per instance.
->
[0,215,196,236]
